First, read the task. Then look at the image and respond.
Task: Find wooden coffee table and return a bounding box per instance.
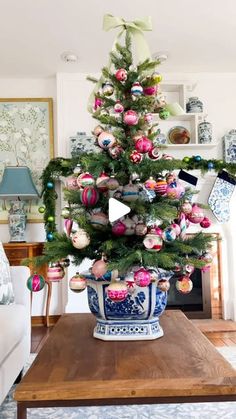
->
[14,311,236,418]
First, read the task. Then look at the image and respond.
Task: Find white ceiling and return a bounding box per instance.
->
[1,0,236,77]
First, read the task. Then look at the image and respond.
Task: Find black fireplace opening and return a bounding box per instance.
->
[167,268,211,318]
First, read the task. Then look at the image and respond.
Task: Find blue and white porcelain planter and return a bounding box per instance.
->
[83,273,167,341]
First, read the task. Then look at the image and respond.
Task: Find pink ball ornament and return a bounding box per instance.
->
[129,150,143,164]
[115,68,127,82]
[69,274,87,293]
[77,172,95,188]
[123,110,139,126]
[183,264,195,276]
[166,181,185,199]
[108,144,124,159]
[80,186,99,207]
[144,112,153,124]
[200,217,211,228]
[188,204,204,224]
[92,258,107,278]
[150,226,163,236]
[134,268,151,287]
[131,82,143,96]
[66,176,80,191]
[135,136,153,153]
[143,85,157,96]
[148,146,160,160]
[98,131,116,149]
[27,273,45,292]
[47,264,65,282]
[94,97,103,111]
[114,101,124,113]
[162,153,174,160]
[107,281,128,302]
[112,220,126,236]
[96,172,109,192]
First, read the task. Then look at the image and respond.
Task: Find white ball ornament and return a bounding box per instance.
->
[69,274,87,293]
[71,229,90,249]
[98,131,116,149]
[90,211,109,230]
[122,182,139,202]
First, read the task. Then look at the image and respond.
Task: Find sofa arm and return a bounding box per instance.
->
[10,266,31,310]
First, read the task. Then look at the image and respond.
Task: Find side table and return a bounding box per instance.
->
[3,242,51,327]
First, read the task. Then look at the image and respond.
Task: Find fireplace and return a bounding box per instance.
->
[166,234,222,319]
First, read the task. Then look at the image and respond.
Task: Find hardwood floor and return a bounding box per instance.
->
[31,318,236,353]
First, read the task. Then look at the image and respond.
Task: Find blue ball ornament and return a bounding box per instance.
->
[47,181,54,189]
[47,232,54,241]
[208,162,214,170]
[194,155,202,162]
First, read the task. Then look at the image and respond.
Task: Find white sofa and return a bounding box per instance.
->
[0,266,31,405]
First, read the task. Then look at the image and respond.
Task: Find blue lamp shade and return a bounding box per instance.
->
[0,166,39,199]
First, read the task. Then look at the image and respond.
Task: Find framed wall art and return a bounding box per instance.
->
[0,98,54,223]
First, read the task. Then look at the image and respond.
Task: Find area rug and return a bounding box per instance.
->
[1,348,236,419]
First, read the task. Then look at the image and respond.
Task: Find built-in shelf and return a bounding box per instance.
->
[166,143,217,149]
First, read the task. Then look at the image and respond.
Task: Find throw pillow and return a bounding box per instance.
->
[0,242,14,304]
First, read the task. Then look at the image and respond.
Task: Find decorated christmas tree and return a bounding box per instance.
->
[28,15,215,340]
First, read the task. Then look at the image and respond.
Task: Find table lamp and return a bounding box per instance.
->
[0,166,39,242]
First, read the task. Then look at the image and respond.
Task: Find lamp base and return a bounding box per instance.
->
[8,201,27,242]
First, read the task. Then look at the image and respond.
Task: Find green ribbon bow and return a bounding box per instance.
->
[103,14,152,63]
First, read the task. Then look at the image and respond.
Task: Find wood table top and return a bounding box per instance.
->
[14,311,236,405]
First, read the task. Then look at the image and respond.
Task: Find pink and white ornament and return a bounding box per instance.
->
[114,101,124,113]
[92,257,107,278]
[98,131,116,149]
[64,218,73,237]
[170,223,181,236]
[181,201,192,215]
[96,172,109,192]
[188,204,204,224]
[176,276,193,294]
[166,181,185,199]
[144,177,156,190]
[162,153,173,160]
[94,97,103,111]
[71,229,90,249]
[131,82,143,96]
[77,172,95,188]
[47,264,65,282]
[107,281,128,302]
[66,176,80,191]
[129,150,143,164]
[135,223,148,236]
[115,68,127,82]
[108,145,124,159]
[134,268,151,287]
[135,136,153,153]
[69,274,87,293]
[143,233,163,251]
[112,220,126,236]
[157,279,170,292]
[123,110,139,126]
[80,186,99,207]
[162,227,176,242]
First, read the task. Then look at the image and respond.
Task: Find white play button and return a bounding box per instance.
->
[108,198,130,222]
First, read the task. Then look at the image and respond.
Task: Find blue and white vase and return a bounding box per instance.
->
[83,271,168,341]
[223,129,236,163]
[186,97,203,113]
[8,201,26,242]
[198,121,212,144]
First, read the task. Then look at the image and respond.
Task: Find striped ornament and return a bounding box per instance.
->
[47,266,65,282]
[80,186,99,207]
[155,179,167,195]
[27,274,45,292]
